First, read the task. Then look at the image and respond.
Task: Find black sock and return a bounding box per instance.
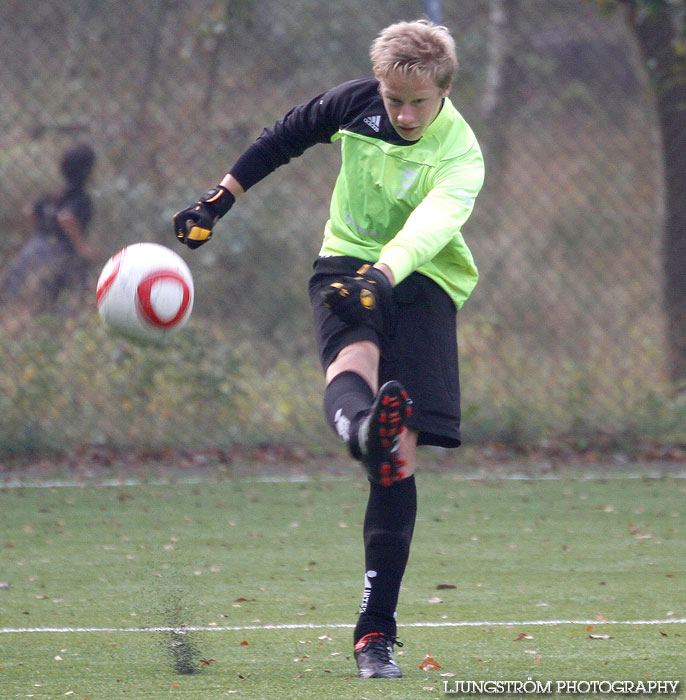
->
[323,371,374,458]
[354,474,417,642]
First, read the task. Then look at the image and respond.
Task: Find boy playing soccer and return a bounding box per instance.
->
[174,19,484,678]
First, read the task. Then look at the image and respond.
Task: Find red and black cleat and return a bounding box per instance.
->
[357,380,413,486]
[354,632,404,678]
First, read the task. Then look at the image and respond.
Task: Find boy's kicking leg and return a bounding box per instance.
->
[324,341,413,484]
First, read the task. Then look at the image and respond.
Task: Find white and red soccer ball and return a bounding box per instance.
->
[96,243,194,343]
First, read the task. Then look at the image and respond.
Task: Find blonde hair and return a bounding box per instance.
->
[370,19,458,90]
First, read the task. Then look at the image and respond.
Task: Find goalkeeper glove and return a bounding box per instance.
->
[173,185,235,249]
[321,264,394,336]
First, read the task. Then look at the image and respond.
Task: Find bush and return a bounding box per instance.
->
[0,312,328,457]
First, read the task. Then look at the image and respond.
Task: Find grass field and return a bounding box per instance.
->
[1,467,684,699]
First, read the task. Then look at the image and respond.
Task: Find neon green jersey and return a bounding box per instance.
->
[320,93,484,309]
[230,78,484,309]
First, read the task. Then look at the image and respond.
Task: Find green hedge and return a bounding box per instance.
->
[0,312,682,458]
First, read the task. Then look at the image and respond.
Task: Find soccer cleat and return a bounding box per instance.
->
[354,632,404,678]
[357,380,413,486]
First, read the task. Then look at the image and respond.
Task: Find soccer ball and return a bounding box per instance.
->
[96,243,194,343]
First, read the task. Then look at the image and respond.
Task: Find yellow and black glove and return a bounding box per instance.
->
[321,264,394,336]
[173,185,235,249]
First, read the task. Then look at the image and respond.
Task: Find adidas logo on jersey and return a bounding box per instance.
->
[363,115,381,132]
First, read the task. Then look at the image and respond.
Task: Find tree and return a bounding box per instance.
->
[480,0,519,194]
[423,0,442,23]
[619,0,686,385]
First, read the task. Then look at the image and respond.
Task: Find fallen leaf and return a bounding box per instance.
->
[436,584,456,590]
[419,654,441,671]
[240,640,249,646]
[199,658,216,665]
[589,634,612,640]
[514,633,533,641]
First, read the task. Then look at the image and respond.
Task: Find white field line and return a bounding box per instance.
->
[1,471,685,489]
[2,618,685,634]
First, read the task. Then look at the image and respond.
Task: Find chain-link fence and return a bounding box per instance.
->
[0,0,682,457]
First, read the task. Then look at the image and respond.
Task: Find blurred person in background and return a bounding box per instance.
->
[0,142,97,313]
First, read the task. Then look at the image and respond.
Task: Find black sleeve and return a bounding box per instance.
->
[229,79,369,191]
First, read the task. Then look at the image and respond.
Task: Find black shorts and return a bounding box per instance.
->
[309,256,462,448]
